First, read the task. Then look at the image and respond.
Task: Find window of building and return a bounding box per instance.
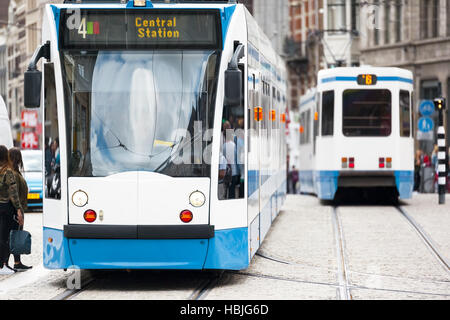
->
[342,89,392,137]
[447,0,450,36]
[420,79,441,99]
[374,0,380,45]
[28,24,37,52]
[432,0,439,37]
[321,90,334,136]
[328,0,346,32]
[420,0,428,38]
[400,90,411,137]
[395,0,402,42]
[29,0,37,10]
[351,0,360,32]
[384,3,391,44]
[421,0,439,38]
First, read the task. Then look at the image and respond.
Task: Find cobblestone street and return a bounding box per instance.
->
[1,194,448,300]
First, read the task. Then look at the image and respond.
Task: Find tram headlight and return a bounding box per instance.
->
[189,191,206,207]
[133,0,146,7]
[72,190,88,207]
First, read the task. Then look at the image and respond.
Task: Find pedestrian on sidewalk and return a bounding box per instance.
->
[9,148,32,271]
[414,149,422,191]
[290,166,299,194]
[0,145,24,275]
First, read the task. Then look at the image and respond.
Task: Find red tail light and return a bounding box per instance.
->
[180,210,193,223]
[379,157,385,168]
[349,157,355,169]
[84,210,97,223]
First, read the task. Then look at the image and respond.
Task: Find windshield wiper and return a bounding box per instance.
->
[91,110,172,159]
[153,132,203,173]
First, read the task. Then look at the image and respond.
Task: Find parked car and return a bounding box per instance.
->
[22,149,43,210]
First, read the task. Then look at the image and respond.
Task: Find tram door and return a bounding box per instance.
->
[248,70,261,258]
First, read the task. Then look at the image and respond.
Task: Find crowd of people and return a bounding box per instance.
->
[414,145,450,193]
[0,145,32,275]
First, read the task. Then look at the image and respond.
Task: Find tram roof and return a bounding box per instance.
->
[63,0,236,4]
[318,67,413,80]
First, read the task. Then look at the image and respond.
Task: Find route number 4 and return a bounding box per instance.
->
[78,18,87,39]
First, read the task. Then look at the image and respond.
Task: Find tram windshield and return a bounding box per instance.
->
[342,89,392,137]
[62,50,220,177]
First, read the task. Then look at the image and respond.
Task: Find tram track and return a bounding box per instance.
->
[331,206,352,300]
[331,202,449,299]
[51,270,224,300]
[396,206,450,275]
[51,271,96,300]
[48,203,448,300]
[189,271,224,300]
[256,250,449,285]
[233,270,450,298]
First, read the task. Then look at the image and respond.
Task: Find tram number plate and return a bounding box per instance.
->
[27,193,40,200]
[357,74,377,85]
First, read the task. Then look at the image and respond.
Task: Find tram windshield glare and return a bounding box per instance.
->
[62,50,220,177]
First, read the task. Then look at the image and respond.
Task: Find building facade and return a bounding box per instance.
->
[359,0,450,150]
[5,0,63,146]
[251,0,290,55]
[323,0,360,67]
[286,0,324,111]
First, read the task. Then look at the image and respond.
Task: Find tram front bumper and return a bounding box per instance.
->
[43,226,249,270]
[63,224,215,239]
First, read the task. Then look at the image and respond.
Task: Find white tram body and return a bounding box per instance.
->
[28,0,287,270]
[295,67,414,200]
[0,96,13,149]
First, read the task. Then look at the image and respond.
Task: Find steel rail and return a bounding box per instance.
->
[331,206,352,300]
[189,271,224,300]
[51,271,96,300]
[396,206,450,275]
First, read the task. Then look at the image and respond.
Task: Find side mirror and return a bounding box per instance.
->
[24,41,50,108]
[224,68,242,107]
[24,69,42,108]
[224,43,245,107]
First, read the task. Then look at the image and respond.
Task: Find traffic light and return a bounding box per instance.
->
[433,98,446,110]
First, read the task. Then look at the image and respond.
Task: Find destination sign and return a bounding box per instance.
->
[357,74,377,85]
[60,9,221,49]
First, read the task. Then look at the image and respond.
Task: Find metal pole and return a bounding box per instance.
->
[434,98,447,204]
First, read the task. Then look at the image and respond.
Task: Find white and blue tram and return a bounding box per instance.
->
[24,0,287,270]
[294,67,414,201]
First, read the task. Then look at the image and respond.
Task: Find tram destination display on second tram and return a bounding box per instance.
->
[61,9,221,49]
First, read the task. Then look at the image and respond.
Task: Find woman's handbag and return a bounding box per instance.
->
[9,229,31,255]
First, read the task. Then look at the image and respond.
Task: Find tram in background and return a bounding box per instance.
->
[292,67,414,201]
[23,0,287,270]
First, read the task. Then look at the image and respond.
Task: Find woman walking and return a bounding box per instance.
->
[0,145,23,275]
[9,148,32,271]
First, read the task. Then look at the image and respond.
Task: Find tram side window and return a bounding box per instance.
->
[219,65,245,200]
[44,63,61,200]
[321,90,334,136]
[399,90,411,137]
